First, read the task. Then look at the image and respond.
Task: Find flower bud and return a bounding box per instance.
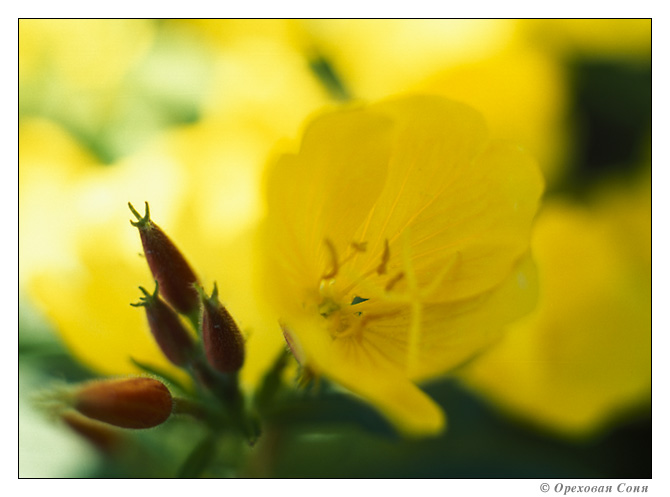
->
[129,202,200,317]
[73,377,173,429]
[61,411,122,453]
[131,283,196,367]
[200,284,245,374]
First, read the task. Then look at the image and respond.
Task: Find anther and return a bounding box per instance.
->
[377,239,390,275]
[322,238,339,280]
[385,272,405,291]
[340,239,393,297]
[350,241,368,253]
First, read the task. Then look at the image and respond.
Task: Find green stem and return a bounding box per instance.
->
[172,397,209,421]
[187,359,259,445]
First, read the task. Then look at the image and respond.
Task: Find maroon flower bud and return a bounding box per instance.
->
[129,202,200,317]
[200,284,245,374]
[131,283,196,367]
[73,377,173,429]
[61,411,122,453]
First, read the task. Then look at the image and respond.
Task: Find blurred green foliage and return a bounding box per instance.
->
[558,57,651,195]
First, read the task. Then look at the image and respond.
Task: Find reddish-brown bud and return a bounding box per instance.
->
[200,284,245,374]
[61,411,122,453]
[73,377,173,429]
[129,202,200,317]
[131,283,196,367]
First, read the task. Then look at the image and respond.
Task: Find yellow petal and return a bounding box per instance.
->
[415,140,543,301]
[283,314,446,437]
[358,253,538,382]
[349,96,544,302]
[461,196,651,436]
[261,106,394,312]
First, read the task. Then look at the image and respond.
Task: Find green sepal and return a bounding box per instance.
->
[128,201,151,229]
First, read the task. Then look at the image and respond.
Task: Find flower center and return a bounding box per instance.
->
[312,232,462,374]
[316,238,404,339]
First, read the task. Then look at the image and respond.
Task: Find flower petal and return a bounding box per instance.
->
[283,314,446,437]
[261,107,394,311]
[460,198,651,435]
[411,140,544,302]
[357,253,539,381]
[352,96,544,302]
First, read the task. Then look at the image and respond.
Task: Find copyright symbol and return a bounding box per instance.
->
[540,483,550,493]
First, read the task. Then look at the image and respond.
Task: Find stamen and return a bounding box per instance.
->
[377,239,390,275]
[318,234,461,359]
[322,239,367,282]
[322,238,339,280]
[350,241,368,253]
[338,240,367,269]
[385,272,405,291]
[340,239,392,296]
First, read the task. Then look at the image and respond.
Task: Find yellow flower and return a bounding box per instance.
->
[298,20,569,184]
[460,177,651,436]
[258,95,544,436]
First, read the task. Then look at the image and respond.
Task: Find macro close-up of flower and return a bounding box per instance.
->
[259,95,543,435]
[19,19,651,479]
